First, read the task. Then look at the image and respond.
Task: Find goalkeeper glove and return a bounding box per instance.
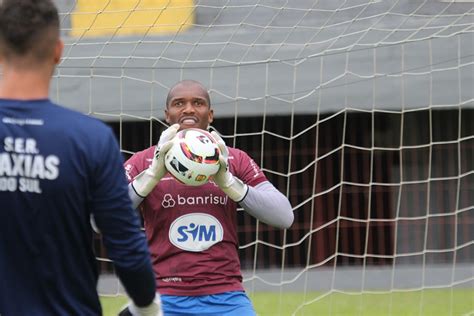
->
[210,131,249,202]
[118,294,163,316]
[132,124,179,197]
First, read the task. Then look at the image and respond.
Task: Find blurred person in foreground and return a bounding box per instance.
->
[123,79,294,315]
[0,0,161,315]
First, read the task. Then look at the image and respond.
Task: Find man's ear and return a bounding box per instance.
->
[165,109,170,124]
[208,108,214,124]
[53,39,64,65]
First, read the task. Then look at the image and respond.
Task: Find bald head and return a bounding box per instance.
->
[166,80,211,108]
[164,79,214,130]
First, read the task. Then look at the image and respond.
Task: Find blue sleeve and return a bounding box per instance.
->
[90,127,155,306]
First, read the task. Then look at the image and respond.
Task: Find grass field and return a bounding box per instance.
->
[101,289,473,316]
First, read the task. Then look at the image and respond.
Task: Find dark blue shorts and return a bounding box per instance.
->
[161,291,256,316]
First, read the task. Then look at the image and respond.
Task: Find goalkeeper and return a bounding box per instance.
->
[125,80,294,315]
[0,1,161,315]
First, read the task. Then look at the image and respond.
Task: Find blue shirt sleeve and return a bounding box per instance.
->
[89,127,156,306]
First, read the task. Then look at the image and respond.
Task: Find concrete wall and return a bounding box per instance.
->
[98,264,473,293]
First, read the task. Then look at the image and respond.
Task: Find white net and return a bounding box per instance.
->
[53,0,473,315]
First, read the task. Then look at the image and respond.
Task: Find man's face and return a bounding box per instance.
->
[165,83,214,131]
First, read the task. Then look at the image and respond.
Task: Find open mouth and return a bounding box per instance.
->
[180,117,198,125]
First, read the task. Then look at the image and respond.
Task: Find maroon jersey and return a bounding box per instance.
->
[124,146,267,296]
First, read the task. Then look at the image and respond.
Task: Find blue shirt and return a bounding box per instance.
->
[0,99,155,315]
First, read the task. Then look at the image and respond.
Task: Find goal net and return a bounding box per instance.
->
[54,0,473,314]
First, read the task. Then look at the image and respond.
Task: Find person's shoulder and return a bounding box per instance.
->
[130,145,155,159]
[43,102,118,157]
[124,145,155,171]
[46,102,116,146]
[49,102,110,132]
[227,146,249,158]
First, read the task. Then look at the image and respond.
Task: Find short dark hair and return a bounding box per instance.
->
[166,80,211,108]
[0,0,59,62]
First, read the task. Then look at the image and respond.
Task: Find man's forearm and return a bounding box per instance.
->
[115,262,156,308]
[129,183,145,210]
[239,181,294,229]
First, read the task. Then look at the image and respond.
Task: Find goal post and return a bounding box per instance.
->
[53,1,473,314]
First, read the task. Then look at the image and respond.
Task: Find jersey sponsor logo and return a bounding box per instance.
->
[124,164,133,181]
[161,193,228,208]
[160,277,182,283]
[0,137,60,194]
[162,194,176,208]
[3,117,44,126]
[249,157,262,178]
[169,213,224,252]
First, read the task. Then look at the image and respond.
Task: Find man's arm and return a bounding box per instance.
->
[128,124,179,208]
[240,181,293,229]
[131,124,179,198]
[211,131,294,229]
[129,183,145,210]
[91,128,160,315]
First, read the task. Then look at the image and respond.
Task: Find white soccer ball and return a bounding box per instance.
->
[165,128,221,186]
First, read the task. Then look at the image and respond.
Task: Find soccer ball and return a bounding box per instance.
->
[165,128,221,186]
